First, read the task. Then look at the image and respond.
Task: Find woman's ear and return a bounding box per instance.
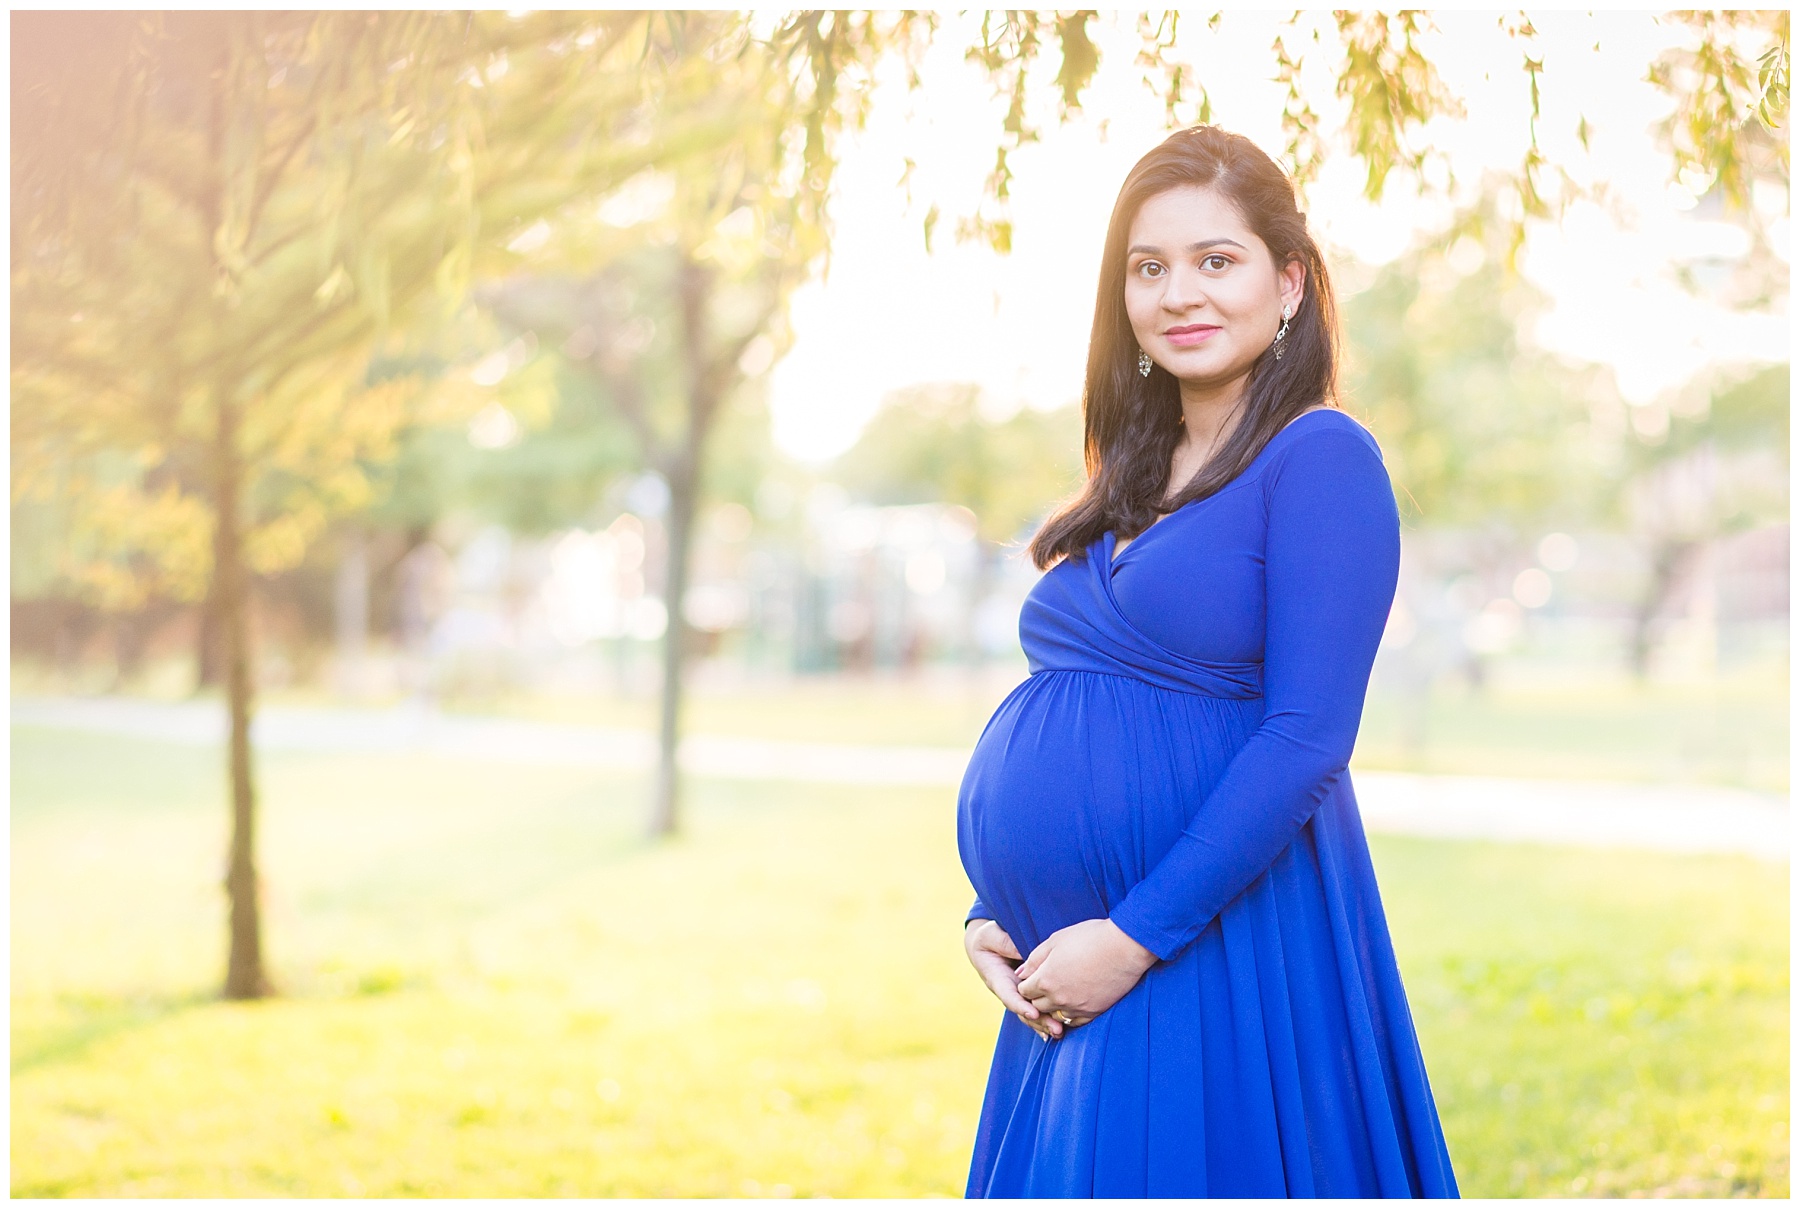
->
[1279,256,1306,313]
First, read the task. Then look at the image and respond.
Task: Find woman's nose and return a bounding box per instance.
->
[1160,266,1208,312]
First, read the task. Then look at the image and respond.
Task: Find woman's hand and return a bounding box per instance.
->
[964,918,1066,1041]
[1016,919,1157,1028]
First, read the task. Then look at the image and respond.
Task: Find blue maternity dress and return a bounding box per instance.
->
[956,409,1459,1198]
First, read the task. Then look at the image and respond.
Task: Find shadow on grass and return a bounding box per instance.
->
[13,967,459,1078]
[12,990,215,1076]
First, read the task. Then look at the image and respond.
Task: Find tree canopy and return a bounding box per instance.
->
[833,385,1083,547]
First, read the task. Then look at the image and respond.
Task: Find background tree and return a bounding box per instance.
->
[1620,363,1789,677]
[12,10,753,996]
[834,386,1084,549]
[1341,184,1625,536]
[473,13,866,835]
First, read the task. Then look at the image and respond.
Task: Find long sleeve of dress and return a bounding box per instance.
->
[1107,427,1401,963]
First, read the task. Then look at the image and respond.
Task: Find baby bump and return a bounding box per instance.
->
[956,671,1257,954]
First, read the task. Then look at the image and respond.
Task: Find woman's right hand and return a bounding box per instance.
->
[964,918,1064,1041]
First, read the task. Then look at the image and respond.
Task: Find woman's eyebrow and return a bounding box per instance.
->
[1127,238,1248,255]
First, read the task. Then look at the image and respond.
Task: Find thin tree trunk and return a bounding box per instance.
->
[198,24,269,1000]
[334,525,370,698]
[649,457,698,837]
[1630,537,1697,681]
[195,582,224,688]
[215,396,271,999]
[647,254,736,838]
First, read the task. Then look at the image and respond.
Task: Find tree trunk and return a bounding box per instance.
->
[649,457,698,837]
[195,581,224,688]
[1629,537,1698,681]
[646,254,734,838]
[214,397,271,1000]
[334,526,370,698]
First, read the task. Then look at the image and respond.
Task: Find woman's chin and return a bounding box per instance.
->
[1162,353,1254,389]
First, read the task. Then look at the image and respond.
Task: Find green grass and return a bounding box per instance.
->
[1380,839,1789,1197]
[11,726,1790,1196]
[1356,663,1790,794]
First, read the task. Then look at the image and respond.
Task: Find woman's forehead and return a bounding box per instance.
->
[1128,185,1255,246]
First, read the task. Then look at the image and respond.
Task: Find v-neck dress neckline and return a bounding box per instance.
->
[1108,407,1337,572]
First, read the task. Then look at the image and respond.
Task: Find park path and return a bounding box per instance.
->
[12,695,1788,863]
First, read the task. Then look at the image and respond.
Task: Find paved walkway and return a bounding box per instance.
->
[13,695,1788,862]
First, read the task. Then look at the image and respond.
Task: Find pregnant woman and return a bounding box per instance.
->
[957,126,1459,1198]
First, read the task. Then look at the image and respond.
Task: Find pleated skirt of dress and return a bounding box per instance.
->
[964,786,1460,1199]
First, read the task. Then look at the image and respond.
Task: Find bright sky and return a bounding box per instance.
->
[768,11,1790,462]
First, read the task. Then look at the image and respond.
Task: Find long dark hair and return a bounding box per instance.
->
[1029,125,1341,569]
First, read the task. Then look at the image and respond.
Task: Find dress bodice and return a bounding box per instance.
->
[1016,409,1388,697]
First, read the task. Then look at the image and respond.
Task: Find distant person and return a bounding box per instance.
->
[956,126,1459,1197]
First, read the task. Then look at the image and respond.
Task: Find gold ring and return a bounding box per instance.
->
[1055,1011,1074,1026]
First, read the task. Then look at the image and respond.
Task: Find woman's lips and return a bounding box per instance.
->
[1164,324,1220,347]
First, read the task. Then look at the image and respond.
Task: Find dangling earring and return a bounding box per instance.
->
[1137,349,1153,377]
[1272,303,1293,361]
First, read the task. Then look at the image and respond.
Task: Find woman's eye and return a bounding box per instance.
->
[1136,260,1165,278]
[1202,253,1230,271]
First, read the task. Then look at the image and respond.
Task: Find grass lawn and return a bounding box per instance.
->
[11,725,1789,1197]
[1355,664,1790,794]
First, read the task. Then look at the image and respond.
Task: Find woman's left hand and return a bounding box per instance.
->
[1016,918,1157,1029]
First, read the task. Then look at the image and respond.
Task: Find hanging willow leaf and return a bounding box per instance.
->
[1648,10,1788,213]
[1754,13,1790,131]
[1334,10,1466,202]
[1054,11,1101,114]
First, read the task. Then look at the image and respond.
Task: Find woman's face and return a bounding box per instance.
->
[1123,184,1305,394]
